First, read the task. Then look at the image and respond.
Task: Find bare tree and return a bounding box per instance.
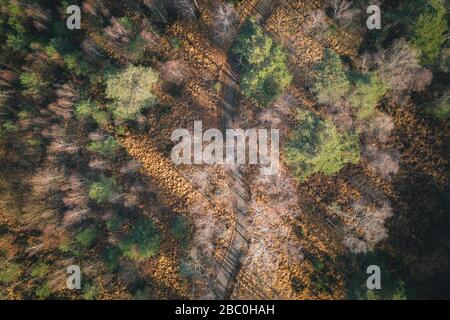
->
[303,9,328,36]
[410,68,433,92]
[89,159,111,170]
[144,0,169,23]
[374,39,424,94]
[327,0,358,27]
[362,111,395,143]
[158,60,188,86]
[242,173,302,289]
[119,160,142,174]
[329,198,393,253]
[104,17,132,44]
[48,101,73,121]
[25,4,51,31]
[81,38,103,61]
[173,0,197,21]
[82,0,110,18]
[364,144,400,179]
[63,207,90,226]
[48,138,79,155]
[31,167,65,196]
[213,3,238,45]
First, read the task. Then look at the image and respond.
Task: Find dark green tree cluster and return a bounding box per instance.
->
[312,49,387,120]
[88,136,119,158]
[312,49,350,105]
[118,219,161,261]
[350,73,388,120]
[371,0,448,66]
[410,0,448,65]
[233,18,292,105]
[284,109,360,181]
[105,65,159,121]
[89,175,121,204]
[424,90,450,119]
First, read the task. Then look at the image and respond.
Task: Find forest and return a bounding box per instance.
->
[0,0,449,300]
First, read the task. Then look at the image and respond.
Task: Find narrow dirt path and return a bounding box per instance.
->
[213,0,279,300]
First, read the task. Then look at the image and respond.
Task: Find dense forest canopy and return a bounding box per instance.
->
[0,0,448,301]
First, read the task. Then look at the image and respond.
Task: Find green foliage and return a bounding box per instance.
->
[88,136,119,157]
[82,283,99,300]
[58,241,72,253]
[411,0,448,65]
[20,71,48,95]
[75,100,95,118]
[284,109,360,181]
[31,263,49,278]
[213,82,222,93]
[119,219,161,261]
[75,100,110,126]
[44,44,60,61]
[170,215,189,241]
[105,65,159,121]
[64,52,93,77]
[350,73,388,120]
[0,262,20,283]
[127,35,146,62]
[0,120,18,140]
[233,18,272,65]
[76,226,98,247]
[170,37,182,49]
[312,49,350,105]
[103,246,121,271]
[89,176,121,204]
[36,284,51,299]
[106,216,123,232]
[424,90,450,119]
[233,18,292,105]
[2,2,28,52]
[6,33,27,52]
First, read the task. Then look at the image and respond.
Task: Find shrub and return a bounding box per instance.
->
[20,71,48,95]
[76,226,98,247]
[89,176,121,204]
[31,263,49,278]
[0,262,20,283]
[425,90,450,120]
[36,284,51,299]
[170,215,189,241]
[88,136,119,157]
[347,254,407,300]
[103,246,121,271]
[284,109,360,181]
[64,52,93,77]
[127,35,146,62]
[76,100,110,126]
[119,219,160,261]
[82,284,99,300]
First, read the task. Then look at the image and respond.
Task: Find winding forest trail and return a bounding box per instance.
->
[213,0,278,300]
